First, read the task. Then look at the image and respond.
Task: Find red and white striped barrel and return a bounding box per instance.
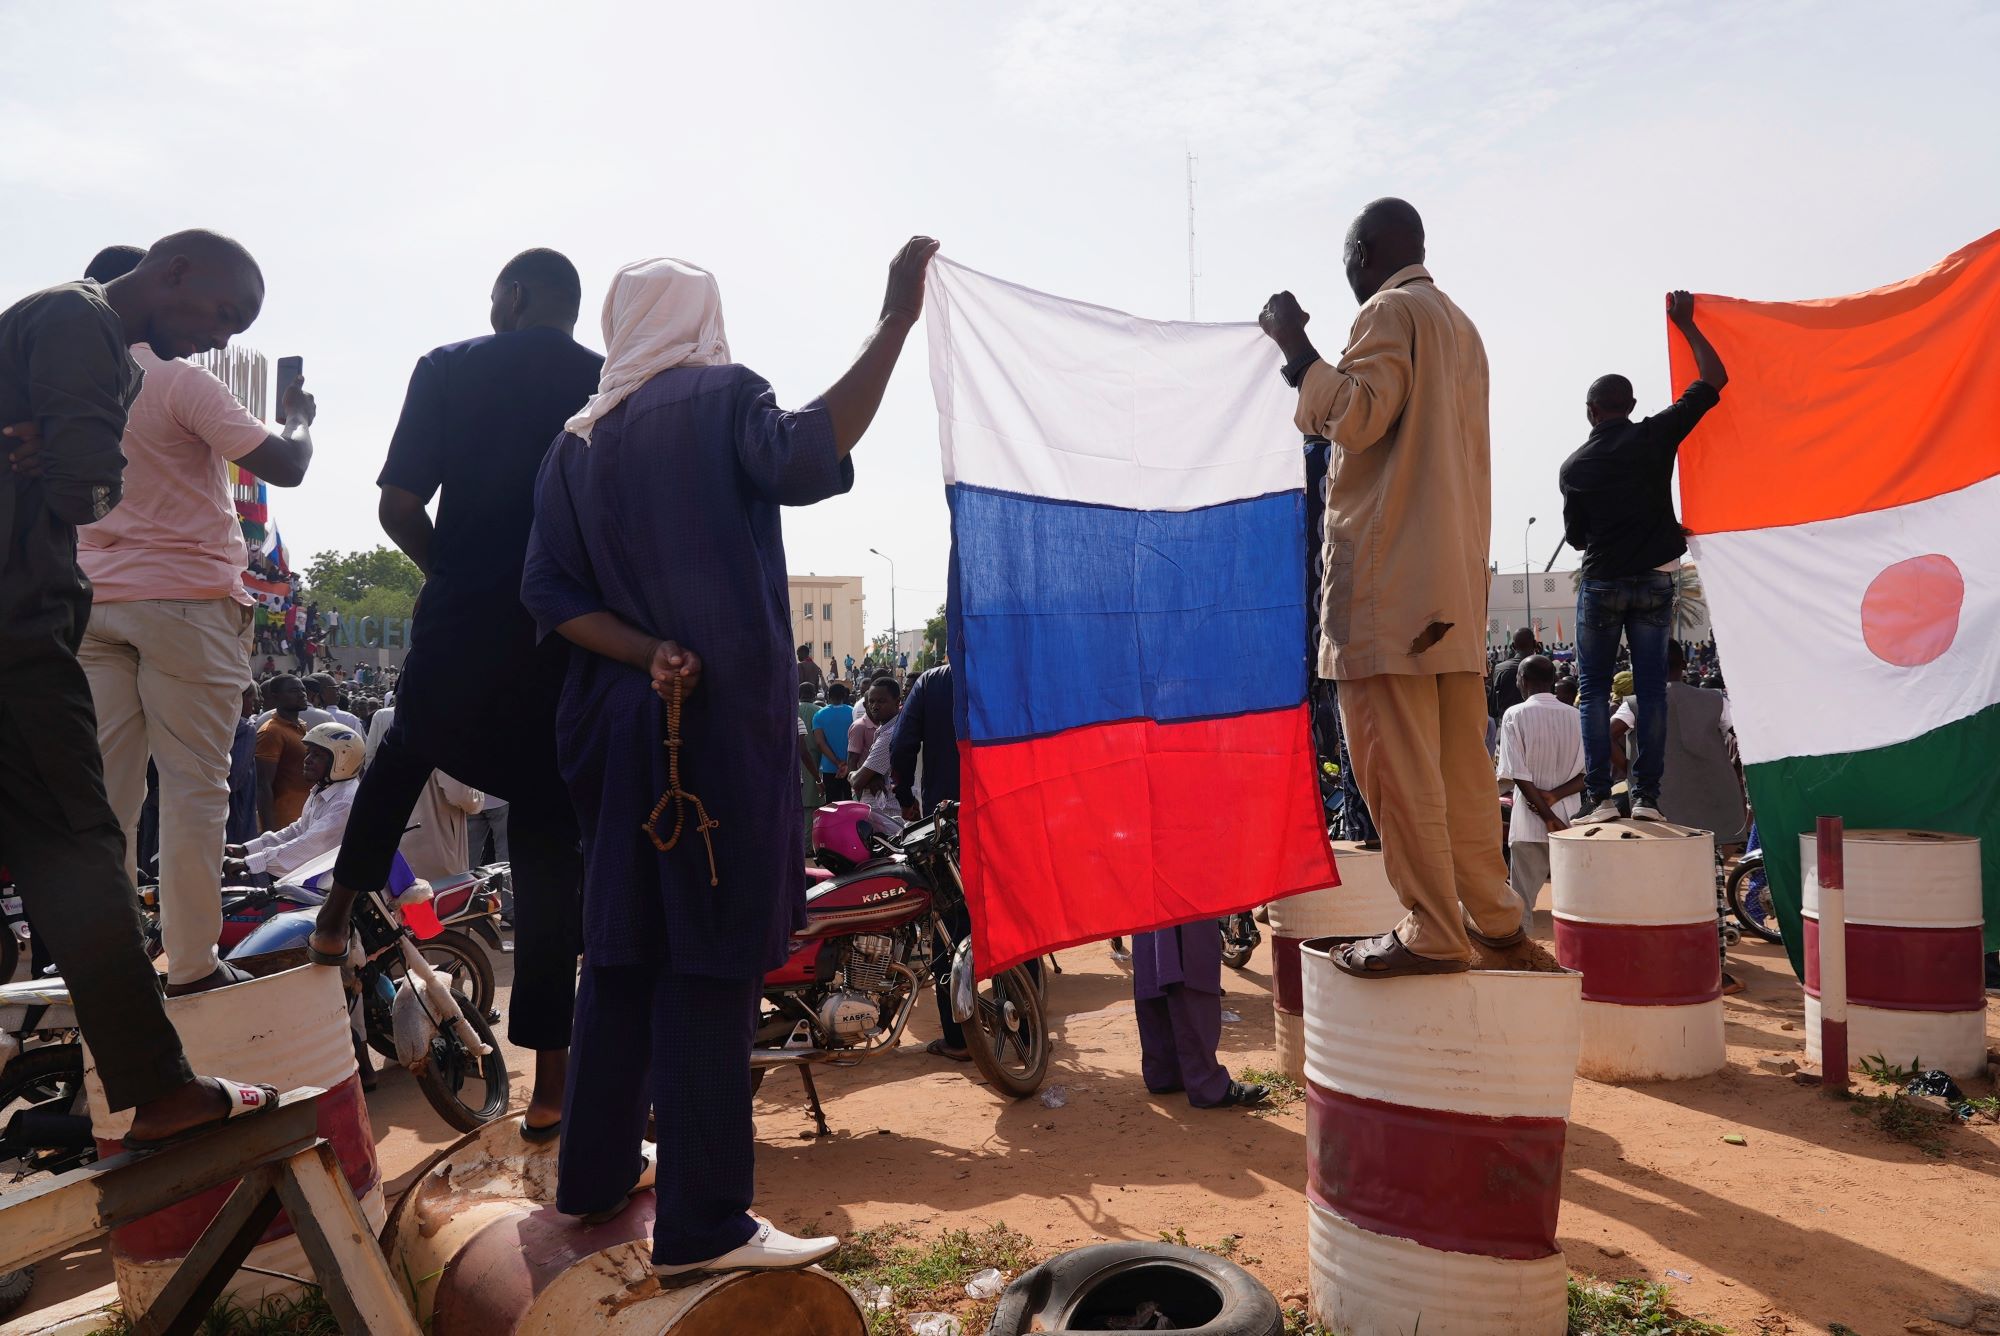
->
[1802,829,1986,1080]
[1266,843,1400,1081]
[1303,937,1581,1335]
[83,964,384,1314]
[1551,821,1724,1082]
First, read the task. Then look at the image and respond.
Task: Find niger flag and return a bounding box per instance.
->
[1677,230,2000,971]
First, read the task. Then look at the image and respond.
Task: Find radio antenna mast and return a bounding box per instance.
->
[1186,150,1200,319]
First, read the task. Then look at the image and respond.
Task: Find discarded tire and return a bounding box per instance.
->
[986,1241,1281,1335]
[1802,829,1988,1079]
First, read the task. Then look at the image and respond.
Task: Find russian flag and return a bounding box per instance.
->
[925,258,1338,976]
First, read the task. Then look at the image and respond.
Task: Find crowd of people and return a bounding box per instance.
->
[1,199,1784,1277]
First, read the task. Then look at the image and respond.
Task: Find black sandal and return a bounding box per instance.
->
[1206,1080,1269,1109]
[1333,930,1469,979]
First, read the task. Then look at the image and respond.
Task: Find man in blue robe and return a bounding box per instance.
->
[521,238,939,1277]
[1132,923,1268,1109]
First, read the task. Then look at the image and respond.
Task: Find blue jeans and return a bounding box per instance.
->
[1576,572,1674,802]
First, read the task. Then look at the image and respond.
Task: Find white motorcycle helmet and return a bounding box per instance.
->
[302,721,366,782]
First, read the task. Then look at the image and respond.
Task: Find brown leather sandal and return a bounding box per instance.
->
[1333,930,1470,979]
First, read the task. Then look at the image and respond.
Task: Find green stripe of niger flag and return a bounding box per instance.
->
[1751,699,2000,976]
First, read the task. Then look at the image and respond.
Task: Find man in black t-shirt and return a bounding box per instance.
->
[1488,626,1538,723]
[1559,290,1728,823]
[2,232,296,1148]
[311,249,603,1137]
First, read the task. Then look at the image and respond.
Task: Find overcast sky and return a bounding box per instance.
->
[9,1,1998,638]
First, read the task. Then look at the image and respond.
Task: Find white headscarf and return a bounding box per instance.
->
[564,257,732,442]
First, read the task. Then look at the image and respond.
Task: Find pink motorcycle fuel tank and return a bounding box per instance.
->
[765,863,934,988]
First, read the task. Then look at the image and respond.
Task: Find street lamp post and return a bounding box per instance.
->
[868,547,895,667]
[1524,516,1538,641]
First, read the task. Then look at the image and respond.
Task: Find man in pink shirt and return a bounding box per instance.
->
[76,245,317,996]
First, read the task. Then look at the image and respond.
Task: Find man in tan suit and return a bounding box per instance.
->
[1259,198,1525,977]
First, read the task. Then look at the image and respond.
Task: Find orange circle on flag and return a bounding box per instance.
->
[1860,554,1964,667]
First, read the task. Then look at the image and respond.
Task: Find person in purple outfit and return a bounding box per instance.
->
[1132,923,1268,1109]
[521,237,939,1278]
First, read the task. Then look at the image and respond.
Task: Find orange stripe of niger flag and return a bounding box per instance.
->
[1672,228,2000,537]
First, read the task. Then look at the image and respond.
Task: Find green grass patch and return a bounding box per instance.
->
[1851,1051,1953,1156]
[1283,1304,1340,1334]
[90,1290,339,1335]
[1238,1067,1305,1118]
[1156,1225,1262,1265]
[1567,1277,1727,1335]
[823,1222,1036,1335]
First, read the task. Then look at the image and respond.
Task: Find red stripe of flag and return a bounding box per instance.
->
[959,705,1335,976]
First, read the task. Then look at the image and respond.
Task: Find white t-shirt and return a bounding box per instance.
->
[242,779,357,877]
[1495,693,1586,845]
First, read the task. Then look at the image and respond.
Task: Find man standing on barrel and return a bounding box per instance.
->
[309,249,603,1138]
[1259,198,1527,978]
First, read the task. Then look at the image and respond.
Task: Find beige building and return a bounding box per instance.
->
[1486,564,1711,646]
[790,574,867,677]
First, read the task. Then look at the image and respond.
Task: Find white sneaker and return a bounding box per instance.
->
[654,1219,839,1278]
[1630,800,1666,823]
[1580,795,1621,823]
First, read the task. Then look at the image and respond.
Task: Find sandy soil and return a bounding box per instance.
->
[18,916,2000,1334]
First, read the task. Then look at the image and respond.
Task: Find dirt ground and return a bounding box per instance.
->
[18,916,2000,1334]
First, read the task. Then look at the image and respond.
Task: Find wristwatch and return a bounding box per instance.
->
[1280,349,1322,388]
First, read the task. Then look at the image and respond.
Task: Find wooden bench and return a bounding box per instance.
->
[0,1086,418,1336]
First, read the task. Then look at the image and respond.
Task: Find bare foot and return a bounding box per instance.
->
[310,886,358,962]
[525,1048,568,1132]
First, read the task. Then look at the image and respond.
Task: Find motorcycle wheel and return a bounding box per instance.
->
[1219,917,1259,971]
[964,965,1050,1099]
[386,929,496,1017]
[0,1045,90,1172]
[1728,857,1783,944]
[0,1043,92,1326]
[414,1002,511,1134]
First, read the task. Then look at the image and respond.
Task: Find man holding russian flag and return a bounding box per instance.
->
[1259,198,1529,979]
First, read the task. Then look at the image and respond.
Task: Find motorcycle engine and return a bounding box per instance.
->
[815,933,897,1043]
[815,989,881,1041]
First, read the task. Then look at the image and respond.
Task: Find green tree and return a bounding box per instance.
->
[913,605,947,671]
[301,547,424,620]
[1671,562,1709,639]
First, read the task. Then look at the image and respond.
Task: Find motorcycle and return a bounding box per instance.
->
[227,857,510,1133]
[754,801,1050,1136]
[1219,911,1261,971]
[1725,825,1780,945]
[137,848,509,1016]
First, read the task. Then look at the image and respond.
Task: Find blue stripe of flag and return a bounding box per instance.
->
[946,482,1308,744]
